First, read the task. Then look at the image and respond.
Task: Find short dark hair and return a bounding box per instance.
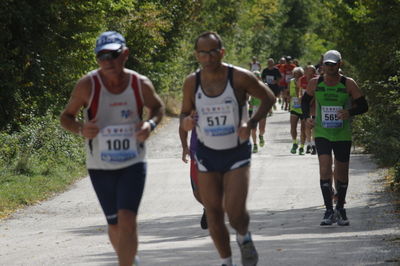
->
[194,31,223,50]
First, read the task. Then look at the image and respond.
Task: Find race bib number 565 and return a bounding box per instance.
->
[321,106,343,128]
[99,124,137,162]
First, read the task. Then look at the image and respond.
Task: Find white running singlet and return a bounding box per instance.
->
[195,66,248,150]
[84,69,145,170]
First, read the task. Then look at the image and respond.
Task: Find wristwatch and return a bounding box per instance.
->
[147,119,157,131]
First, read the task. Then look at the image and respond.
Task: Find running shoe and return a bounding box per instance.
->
[238,233,258,266]
[336,208,350,226]
[320,209,336,226]
[252,144,258,153]
[311,145,317,155]
[200,208,208,229]
[299,147,305,155]
[306,145,312,154]
[259,136,265,147]
[290,143,298,154]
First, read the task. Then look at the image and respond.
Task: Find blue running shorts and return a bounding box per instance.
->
[195,141,251,173]
[88,162,147,224]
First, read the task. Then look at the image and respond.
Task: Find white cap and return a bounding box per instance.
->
[323,50,341,64]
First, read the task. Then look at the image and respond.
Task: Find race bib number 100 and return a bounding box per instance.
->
[321,106,343,128]
[99,124,137,162]
[200,103,235,137]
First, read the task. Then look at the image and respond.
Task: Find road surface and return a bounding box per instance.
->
[1,108,399,265]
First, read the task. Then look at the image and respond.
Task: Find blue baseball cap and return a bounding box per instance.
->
[94,31,126,54]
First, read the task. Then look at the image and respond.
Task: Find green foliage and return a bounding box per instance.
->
[353,74,400,167]
[0,112,85,175]
[0,112,86,217]
[1,0,400,212]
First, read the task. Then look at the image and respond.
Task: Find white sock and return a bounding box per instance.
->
[311,140,315,145]
[221,256,232,266]
[236,231,250,244]
[134,255,140,266]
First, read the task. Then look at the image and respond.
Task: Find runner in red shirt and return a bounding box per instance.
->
[282,56,296,111]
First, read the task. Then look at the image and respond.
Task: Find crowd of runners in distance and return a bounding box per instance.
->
[248,55,324,155]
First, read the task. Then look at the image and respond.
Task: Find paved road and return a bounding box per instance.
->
[1,108,399,266]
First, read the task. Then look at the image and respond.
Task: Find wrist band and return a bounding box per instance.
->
[147,119,157,131]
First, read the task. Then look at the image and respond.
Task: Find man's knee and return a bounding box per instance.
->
[227,209,249,229]
[117,210,137,233]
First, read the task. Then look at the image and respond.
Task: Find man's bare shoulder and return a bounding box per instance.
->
[309,76,319,85]
[183,72,197,88]
[232,65,253,76]
[75,74,92,93]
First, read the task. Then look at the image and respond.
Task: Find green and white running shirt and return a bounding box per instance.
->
[315,76,352,141]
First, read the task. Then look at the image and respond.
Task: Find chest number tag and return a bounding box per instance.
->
[99,124,137,162]
[292,97,301,108]
[321,106,343,128]
[266,75,274,84]
[200,103,235,137]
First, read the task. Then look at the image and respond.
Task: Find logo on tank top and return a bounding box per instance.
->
[121,109,134,119]
[223,97,234,104]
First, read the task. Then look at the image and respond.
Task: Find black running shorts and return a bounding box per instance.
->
[315,137,352,163]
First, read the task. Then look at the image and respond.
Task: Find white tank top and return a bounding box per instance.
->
[84,69,145,170]
[195,66,248,150]
[250,62,261,71]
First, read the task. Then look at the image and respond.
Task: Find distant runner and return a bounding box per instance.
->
[288,67,306,155]
[179,125,208,229]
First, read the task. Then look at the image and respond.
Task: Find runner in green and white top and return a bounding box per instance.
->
[302,50,368,227]
[249,71,267,153]
[288,67,306,155]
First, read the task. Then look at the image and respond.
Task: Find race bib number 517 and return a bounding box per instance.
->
[200,104,235,137]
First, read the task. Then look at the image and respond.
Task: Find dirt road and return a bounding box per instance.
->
[1,108,399,265]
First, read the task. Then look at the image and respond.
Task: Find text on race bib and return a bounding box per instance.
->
[291,97,301,108]
[321,106,343,128]
[99,124,137,162]
[200,103,235,137]
[265,75,274,84]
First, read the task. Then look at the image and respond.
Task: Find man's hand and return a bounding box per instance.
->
[181,112,196,131]
[238,122,251,140]
[82,119,99,139]
[182,146,190,163]
[337,109,350,120]
[136,121,152,142]
[306,117,315,128]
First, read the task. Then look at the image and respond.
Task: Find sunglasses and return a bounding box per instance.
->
[324,62,338,66]
[197,48,221,57]
[96,48,123,61]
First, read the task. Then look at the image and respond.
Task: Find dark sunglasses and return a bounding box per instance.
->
[324,62,338,66]
[96,48,123,61]
[197,48,221,57]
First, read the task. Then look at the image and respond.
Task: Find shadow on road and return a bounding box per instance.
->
[67,186,400,266]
